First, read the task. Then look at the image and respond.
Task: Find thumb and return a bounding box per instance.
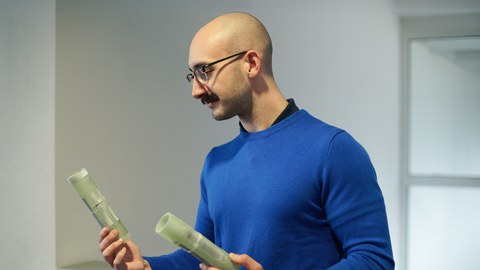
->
[229,253,263,270]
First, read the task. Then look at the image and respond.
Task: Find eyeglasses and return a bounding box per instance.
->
[186,51,248,84]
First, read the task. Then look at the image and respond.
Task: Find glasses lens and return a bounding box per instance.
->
[194,68,208,84]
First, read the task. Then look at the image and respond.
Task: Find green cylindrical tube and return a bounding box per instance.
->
[156,212,240,270]
[68,168,130,241]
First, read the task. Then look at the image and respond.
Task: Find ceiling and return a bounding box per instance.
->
[393,0,480,16]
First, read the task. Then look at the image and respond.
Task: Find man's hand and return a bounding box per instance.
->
[99,227,151,270]
[199,253,263,270]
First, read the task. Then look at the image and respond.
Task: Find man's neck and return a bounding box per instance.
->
[239,94,289,133]
[239,98,298,133]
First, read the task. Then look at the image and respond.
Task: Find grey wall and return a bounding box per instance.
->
[3,2,478,269]
[0,0,56,269]
[0,0,403,269]
[55,0,401,267]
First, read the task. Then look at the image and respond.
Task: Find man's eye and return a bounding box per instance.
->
[202,66,213,73]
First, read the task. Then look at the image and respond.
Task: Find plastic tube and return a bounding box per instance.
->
[67,168,130,241]
[156,212,240,270]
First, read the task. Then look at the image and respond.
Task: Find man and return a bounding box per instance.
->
[99,12,394,270]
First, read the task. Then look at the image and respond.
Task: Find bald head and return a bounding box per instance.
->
[190,12,273,76]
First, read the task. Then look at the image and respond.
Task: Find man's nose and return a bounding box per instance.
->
[191,79,208,100]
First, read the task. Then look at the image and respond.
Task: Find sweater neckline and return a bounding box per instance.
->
[239,98,299,132]
[238,109,307,140]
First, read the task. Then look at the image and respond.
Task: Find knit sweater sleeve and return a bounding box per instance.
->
[143,249,198,270]
[321,131,394,270]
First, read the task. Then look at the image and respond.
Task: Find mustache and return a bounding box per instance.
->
[201,93,220,105]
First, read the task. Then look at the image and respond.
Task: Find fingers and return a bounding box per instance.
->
[98,229,145,270]
[102,238,124,258]
[99,227,110,242]
[116,241,147,270]
[199,263,218,270]
[125,240,141,258]
[198,253,263,270]
[113,245,127,268]
[99,228,119,251]
[99,228,123,267]
[229,253,263,270]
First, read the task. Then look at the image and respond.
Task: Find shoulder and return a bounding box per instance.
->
[293,110,345,143]
[295,111,373,170]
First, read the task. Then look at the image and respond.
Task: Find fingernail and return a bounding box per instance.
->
[199,263,205,270]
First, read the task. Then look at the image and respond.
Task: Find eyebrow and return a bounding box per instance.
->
[188,63,207,72]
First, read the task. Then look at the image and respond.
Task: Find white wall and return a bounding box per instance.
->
[410,40,480,177]
[0,0,56,269]
[401,14,480,270]
[55,0,401,267]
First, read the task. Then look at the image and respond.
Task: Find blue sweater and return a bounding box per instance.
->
[146,110,394,269]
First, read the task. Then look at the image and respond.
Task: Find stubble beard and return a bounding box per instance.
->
[210,74,251,121]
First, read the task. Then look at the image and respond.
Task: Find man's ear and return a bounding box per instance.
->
[245,51,261,78]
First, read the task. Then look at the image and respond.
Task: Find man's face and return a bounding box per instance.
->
[189,38,251,121]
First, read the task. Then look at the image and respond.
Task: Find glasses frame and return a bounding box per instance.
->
[187,51,248,84]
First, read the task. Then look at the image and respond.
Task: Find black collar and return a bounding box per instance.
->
[239,98,299,133]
